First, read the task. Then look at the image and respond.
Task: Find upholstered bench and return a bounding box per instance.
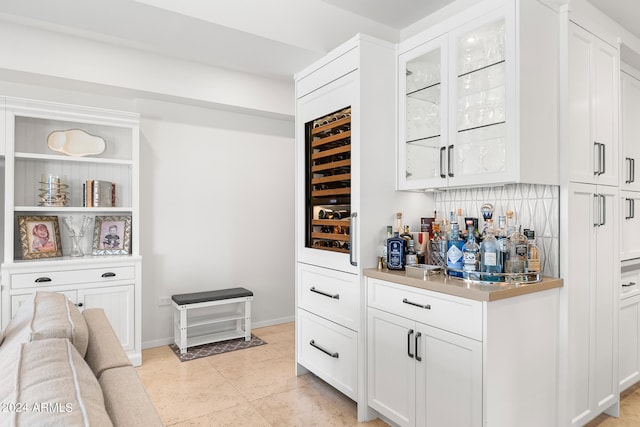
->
[171,287,253,354]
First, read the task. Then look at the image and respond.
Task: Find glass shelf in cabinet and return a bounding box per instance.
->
[407,134,441,147]
[406,81,441,101]
[458,120,505,135]
[457,59,505,79]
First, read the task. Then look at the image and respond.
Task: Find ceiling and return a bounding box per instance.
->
[0,0,639,83]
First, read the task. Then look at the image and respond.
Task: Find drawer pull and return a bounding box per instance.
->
[310,286,339,299]
[101,272,117,278]
[403,298,431,310]
[75,302,84,307]
[35,277,52,283]
[407,329,414,359]
[415,332,422,362]
[309,340,339,358]
[623,282,637,288]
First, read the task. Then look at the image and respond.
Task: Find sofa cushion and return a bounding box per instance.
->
[83,308,131,379]
[1,291,89,357]
[99,366,163,426]
[0,338,113,427]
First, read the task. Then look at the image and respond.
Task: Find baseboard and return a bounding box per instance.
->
[141,315,295,350]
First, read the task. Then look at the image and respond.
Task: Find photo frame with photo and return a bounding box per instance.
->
[18,216,63,259]
[92,215,132,255]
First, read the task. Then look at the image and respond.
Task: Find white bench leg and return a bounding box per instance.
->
[180,307,188,354]
[245,299,251,341]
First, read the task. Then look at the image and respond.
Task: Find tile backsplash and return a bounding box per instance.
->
[433,184,559,277]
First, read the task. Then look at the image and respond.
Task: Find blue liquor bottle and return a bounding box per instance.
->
[387,232,406,271]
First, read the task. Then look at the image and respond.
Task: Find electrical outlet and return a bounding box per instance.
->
[158,296,171,306]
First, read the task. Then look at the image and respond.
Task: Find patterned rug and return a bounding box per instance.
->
[169,334,266,362]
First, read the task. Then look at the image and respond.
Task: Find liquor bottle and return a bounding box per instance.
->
[400,225,412,243]
[480,225,503,282]
[429,222,447,268]
[396,212,403,234]
[524,229,541,273]
[406,239,418,266]
[505,226,528,275]
[462,226,480,279]
[496,215,508,267]
[380,226,393,270]
[387,232,406,271]
[447,222,464,278]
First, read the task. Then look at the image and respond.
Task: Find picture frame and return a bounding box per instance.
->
[18,216,63,259]
[92,215,132,255]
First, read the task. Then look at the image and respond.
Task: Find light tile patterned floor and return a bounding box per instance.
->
[136,322,388,426]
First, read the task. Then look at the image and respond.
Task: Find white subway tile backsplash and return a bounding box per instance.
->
[434,183,560,277]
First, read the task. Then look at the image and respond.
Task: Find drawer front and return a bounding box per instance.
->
[368,278,483,341]
[297,309,357,400]
[10,266,135,289]
[297,263,359,330]
[622,269,640,299]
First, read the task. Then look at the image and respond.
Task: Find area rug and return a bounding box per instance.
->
[169,334,266,362]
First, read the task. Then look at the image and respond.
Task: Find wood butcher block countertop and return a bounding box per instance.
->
[364,268,563,302]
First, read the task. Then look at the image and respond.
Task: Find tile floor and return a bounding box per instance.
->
[138,321,640,426]
[136,322,388,426]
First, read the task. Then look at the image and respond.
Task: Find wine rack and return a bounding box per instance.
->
[306,107,352,253]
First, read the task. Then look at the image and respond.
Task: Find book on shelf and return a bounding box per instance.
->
[83,180,116,207]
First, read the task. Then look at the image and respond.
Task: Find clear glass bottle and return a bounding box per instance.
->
[447,222,464,278]
[462,226,480,279]
[505,227,528,275]
[524,229,541,273]
[429,222,447,268]
[406,239,418,266]
[480,225,503,282]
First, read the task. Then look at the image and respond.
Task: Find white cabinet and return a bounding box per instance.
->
[621,71,640,191]
[568,22,619,187]
[566,183,619,425]
[398,0,559,190]
[620,267,640,392]
[294,35,426,421]
[366,277,558,427]
[0,97,141,365]
[620,191,640,261]
[367,307,482,427]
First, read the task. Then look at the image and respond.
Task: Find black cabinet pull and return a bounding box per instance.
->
[310,286,339,299]
[623,282,637,288]
[76,302,84,307]
[415,332,422,362]
[101,272,116,278]
[447,145,454,178]
[407,329,414,359]
[440,146,446,178]
[403,298,431,310]
[309,340,339,358]
[35,277,52,283]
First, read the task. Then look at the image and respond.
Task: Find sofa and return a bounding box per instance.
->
[0,291,162,426]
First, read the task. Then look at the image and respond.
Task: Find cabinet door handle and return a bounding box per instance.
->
[35,277,52,283]
[632,158,636,183]
[447,145,454,178]
[309,340,339,358]
[310,286,339,299]
[626,158,633,183]
[594,142,600,175]
[440,146,446,178]
[101,272,116,278]
[623,282,636,288]
[600,143,606,175]
[407,329,414,359]
[415,331,422,362]
[626,198,633,220]
[593,194,600,227]
[75,302,84,307]
[600,194,606,226]
[349,212,358,267]
[403,298,431,310]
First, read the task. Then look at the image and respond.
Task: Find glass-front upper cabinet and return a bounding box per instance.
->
[450,15,507,186]
[398,35,447,190]
[397,0,559,190]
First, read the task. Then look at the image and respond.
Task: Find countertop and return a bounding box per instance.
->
[364,267,563,302]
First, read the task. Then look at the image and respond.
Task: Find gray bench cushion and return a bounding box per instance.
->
[172,287,253,305]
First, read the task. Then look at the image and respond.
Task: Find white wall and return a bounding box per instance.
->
[138,100,295,348]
